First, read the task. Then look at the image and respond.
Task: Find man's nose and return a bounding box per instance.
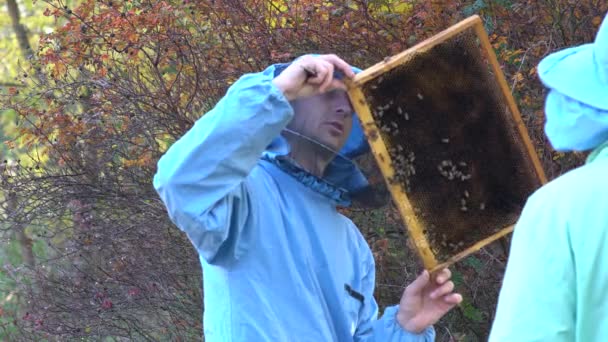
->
[334,94,354,118]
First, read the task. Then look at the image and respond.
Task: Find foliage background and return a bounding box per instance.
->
[1,0,606,340]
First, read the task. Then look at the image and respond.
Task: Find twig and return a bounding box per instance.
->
[480,247,506,268]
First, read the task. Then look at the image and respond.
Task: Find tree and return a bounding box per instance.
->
[6,0,34,58]
[1,1,57,339]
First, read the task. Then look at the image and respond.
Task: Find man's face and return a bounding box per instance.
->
[288,89,354,151]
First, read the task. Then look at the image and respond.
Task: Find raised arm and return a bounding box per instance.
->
[153,55,356,264]
[153,68,294,263]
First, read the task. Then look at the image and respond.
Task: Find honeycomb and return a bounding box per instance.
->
[349,19,545,265]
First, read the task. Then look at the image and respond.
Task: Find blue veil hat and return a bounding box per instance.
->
[538,14,608,151]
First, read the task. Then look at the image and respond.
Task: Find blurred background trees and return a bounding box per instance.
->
[1,0,605,340]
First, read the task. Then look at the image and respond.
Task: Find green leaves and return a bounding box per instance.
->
[461,299,485,323]
[463,256,484,274]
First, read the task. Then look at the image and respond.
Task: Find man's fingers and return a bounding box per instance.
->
[303,63,324,83]
[319,62,335,92]
[320,54,355,78]
[434,268,452,285]
[277,54,354,100]
[299,54,353,91]
[430,280,454,299]
[326,79,347,92]
[405,270,430,295]
[443,293,463,305]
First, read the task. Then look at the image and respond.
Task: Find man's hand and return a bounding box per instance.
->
[396,268,463,334]
[272,54,356,101]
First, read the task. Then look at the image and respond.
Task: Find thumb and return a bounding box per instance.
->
[406,270,430,295]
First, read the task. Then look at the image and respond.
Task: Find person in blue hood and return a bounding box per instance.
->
[489,13,608,342]
[154,54,462,341]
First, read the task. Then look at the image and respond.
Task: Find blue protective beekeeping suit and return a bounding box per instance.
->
[153,61,435,341]
[489,14,608,342]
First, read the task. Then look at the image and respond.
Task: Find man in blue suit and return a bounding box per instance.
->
[154,54,462,341]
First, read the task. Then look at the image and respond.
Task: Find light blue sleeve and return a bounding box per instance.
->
[489,187,576,341]
[355,250,436,342]
[153,70,293,264]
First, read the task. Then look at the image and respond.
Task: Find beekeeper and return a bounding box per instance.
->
[154,54,462,341]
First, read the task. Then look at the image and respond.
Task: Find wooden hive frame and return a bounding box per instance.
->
[345,15,547,272]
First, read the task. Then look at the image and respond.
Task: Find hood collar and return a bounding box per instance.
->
[266,60,385,207]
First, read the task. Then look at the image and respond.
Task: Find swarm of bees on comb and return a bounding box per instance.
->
[360,30,542,261]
